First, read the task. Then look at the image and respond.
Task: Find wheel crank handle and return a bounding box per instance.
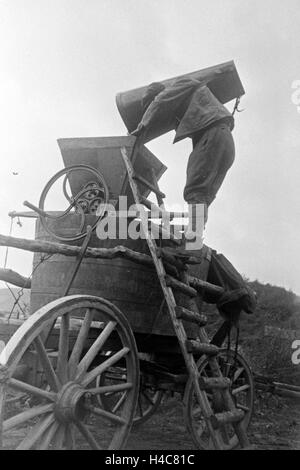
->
[23,200,48,218]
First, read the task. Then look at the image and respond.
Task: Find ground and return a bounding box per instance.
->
[3,390,300,450]
[125,393,300,450]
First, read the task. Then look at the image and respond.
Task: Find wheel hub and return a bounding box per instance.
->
[54,382,90,423]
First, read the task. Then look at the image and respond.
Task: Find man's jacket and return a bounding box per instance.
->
[140,77,233,143]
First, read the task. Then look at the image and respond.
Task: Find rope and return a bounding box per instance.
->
[7,253,54,321]
[3,217,26,319]
[225,318,240,381]
[234,324,240,372]
[3,217,13,269]
[232,96,244,116]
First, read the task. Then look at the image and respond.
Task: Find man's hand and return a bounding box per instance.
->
[130,123,145,137]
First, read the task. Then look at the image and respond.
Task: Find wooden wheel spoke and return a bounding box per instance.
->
[68,309,94,379]
[0,384,7,446]
[236,403,250,412]
[137,396,143,416]
[232,384,250,396]
[220,425,231,445]
[88,382,133,395]
[141,390,155,406]
[81,347,130,387]
[16,413,55,450]
[76,321,117,381]
[9,378,56,402]
[196,422,207,437]
[112,391,127,413]
[52,424,67,449]
[85,404,127,426]
[65,423,76,450]
[57,313,70,383]
[34,336,61,392]
[75,421,102,450]
[37,421,60,449]
[222,362,232,378]
[233,367,245,382]
[3,403,54,432]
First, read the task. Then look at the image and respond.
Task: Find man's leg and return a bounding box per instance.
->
[183,123,235,250]
[184,202,206,251]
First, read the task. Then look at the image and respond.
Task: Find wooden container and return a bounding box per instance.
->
[116,60,245,142]
[30,215,203,344]
[57,136,166,208]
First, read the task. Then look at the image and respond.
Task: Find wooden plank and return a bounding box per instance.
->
[186,340,219,356]
[199,376,231,390]
[0,268,31,289]
[165,275,197,297]
[0,234,154,267]
[188,275,224,296]
[212,410,244,429]
[175,306,207,326]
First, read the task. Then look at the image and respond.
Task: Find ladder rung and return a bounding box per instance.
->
[133,173,166,199]
[198,376,231,390]
[211,409,245,429]
[159,248,186,270]
[139,196,188,220]
[175,306,207,326]
[162,262,179,278]
[149,222,182,246]
[165,275,197,297]
[188,275,225,297]
[161,247,204,265]
[157,373,188,384]
[186,340,219,356]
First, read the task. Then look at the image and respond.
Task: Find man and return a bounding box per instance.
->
[131,77,235,251]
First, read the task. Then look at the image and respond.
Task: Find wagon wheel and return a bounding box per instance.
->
[95,370,164,426]
[183,349,254,450]
[38,164,109,242]
[0,295,139,450]
[134,382,164,425]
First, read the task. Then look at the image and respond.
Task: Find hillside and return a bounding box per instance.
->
[203,280,300,383]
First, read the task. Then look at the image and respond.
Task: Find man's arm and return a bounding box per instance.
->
[131,77,201,138]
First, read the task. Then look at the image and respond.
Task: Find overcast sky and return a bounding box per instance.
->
[0,0,299,294]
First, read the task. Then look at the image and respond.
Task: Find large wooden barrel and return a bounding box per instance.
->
[116,60,245,142]
[30,215,203,341]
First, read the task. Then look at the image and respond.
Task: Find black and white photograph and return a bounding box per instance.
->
[0,0,299,453]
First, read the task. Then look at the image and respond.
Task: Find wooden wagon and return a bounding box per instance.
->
[0,135,254,450]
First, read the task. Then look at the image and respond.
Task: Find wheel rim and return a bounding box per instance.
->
[183,349,254,450]
[0,295,139,450]
[38,165,109,242]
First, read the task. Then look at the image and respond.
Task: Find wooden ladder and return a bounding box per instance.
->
[120,146,249,450]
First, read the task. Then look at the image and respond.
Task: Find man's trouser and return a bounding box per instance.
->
[183,121,235,207]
